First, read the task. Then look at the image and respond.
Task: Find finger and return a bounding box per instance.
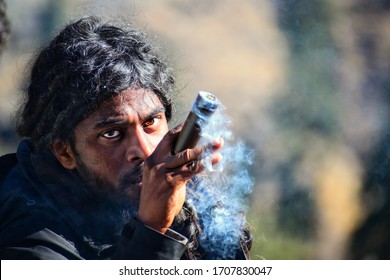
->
[168,151,223,182]
[160,123,183,151]
[203,138,224,155]
[187,152,223,171]
[208,151,223,165]
[148,123,183,162]
[165,137,223,169]
[168,159,202,181]
[186,160,199,172]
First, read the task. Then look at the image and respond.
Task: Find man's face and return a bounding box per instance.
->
[71,87,169,202]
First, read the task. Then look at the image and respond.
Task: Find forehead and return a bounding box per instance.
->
[101,88,162,112]
[93,89,163,118]
[79,88,164,127]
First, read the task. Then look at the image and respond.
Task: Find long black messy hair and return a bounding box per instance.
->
[16,16,175,151]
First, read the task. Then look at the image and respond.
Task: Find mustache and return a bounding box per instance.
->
[119,163,144,186]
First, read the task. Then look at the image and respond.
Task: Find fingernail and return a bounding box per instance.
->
[212,138,223,146]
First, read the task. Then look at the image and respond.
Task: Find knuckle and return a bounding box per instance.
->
[151,163,164,175]
[167,124,182,138]
[177,149,193,163]
[183,149,193,162]
[165,173,174,185]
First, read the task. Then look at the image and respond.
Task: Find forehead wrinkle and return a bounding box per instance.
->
[88,88,165,129]
[118,90,165,121]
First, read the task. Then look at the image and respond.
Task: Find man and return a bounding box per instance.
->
[0,16,251,259]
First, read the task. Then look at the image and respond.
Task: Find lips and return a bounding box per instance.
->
[120,164,143,187]
[122,173,142,186]
[134,175,142,185]
[118,172,143,199]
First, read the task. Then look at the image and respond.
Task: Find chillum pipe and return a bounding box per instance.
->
[172,91,220,154]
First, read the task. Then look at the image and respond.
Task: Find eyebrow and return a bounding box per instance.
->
[93,106,166,130]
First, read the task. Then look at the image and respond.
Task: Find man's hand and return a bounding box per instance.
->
[137,124,223,233]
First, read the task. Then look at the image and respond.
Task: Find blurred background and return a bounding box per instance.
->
[1,0,390,259]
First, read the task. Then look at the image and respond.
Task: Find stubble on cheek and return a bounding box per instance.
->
[75,155,143,208]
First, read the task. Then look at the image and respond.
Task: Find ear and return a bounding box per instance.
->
[51,139,77,170]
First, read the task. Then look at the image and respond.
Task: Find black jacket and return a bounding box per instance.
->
[0,140,249,260]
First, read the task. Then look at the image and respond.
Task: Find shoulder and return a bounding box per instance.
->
[0,154,55,248]
[0,179,83,259]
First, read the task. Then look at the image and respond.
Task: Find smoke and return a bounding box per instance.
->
[187,104,254,259]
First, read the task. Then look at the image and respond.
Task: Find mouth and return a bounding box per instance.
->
[116,163,144,201]
[118,173,143,200]
[122,173,142,187]
[120,164,144,188]
[136,172,143,182]
[134,175,142,186]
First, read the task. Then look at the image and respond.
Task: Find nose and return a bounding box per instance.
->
[126,128,154,163]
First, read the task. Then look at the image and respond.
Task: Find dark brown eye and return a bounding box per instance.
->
[101,130,121,139]
[143,116,161,128]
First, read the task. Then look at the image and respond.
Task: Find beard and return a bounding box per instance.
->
[75,158,142,205]
[72,157,144,235]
